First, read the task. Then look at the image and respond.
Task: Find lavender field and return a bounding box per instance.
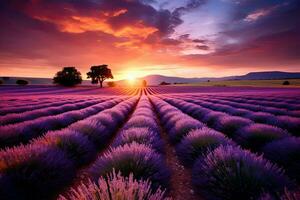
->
[1,85,300,200]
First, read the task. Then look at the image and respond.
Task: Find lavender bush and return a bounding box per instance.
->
[236,124,289,152]
[168,117,204,144]
[276,116,300,136]
[89,143,170,190]
[32,129,96,166]
[215,116,252,137]
[192,145,295,200]
[114,127,164,153]
[0,145,75,200]
[176,128,235,167]
[263,137,300,182]
[59,170,171,200]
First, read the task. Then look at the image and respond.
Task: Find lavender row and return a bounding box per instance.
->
[87,95,170,192]
[0,96,139,200]
[185,94,295,115]
[60,95,170,199]
[0,97,95,115]
[217,94,300,104]
[162,96,300,183]
[210,95,300,110]
[174,96,300,135]
[149,96,297,199]
[0,97,112,125]
[185,94,300,115]
[0,98,126,149]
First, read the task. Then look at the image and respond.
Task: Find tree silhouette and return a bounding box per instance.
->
[142,80,147,87]
[16,79,29,85]
[87,65,113,88]
[53,67,82,86]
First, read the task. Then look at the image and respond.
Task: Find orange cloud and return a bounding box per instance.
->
[31,10,157,39]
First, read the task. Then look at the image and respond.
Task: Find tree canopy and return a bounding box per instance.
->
[16,79,29,85]
[53,67,82,86]
[87,65,113,88]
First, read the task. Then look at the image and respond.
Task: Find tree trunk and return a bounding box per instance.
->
[100,81,103,88]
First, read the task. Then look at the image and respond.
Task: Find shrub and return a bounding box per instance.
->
[89,143,170,190]
[176,128,234,167]
[124,116,159,132]
[202,111,227,127]
[192,145,295,200]
[114,127,164,153]
[0,145,75,200]
[276,116,300,136]
[236,124,288,152]
[259,189,300,200]
[59,170,170,200]
[215,116,252,137]
[68,120,110,148]
[169,118,204,144]
[263,137,300,182]
[33,130,96,166]
[245,112,278,124]
[107,81,116,87]
[16,79,29,85]
[282,81,290,85]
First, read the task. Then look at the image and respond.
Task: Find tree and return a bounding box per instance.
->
[87,65,113,88]
[53,67,82,86]
[159,81,170,85]
[142,80,147,87]
[16,79,29,85]
[282,80,290,85]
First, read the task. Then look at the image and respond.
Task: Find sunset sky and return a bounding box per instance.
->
[0,0,299,80]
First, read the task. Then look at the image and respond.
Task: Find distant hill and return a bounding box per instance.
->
[133,71,300,85]
[233,71,300,80]
[0,77,92,85]
[1,71,300,86]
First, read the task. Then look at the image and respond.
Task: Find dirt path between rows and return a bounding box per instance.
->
[149,95,202,200]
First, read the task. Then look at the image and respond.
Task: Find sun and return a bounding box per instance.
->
[126,74,137,85]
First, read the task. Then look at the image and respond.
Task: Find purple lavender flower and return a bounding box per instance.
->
[215,116,252,137]
[59,170,170,200]
[176,128,235,167]
[0,145,75,200]
[114,127,164,153]
[236,124,289,152]
[276,116,300,136]
[263,137,300,183]
[89,142,170,190]
[192,145,295,200]
[202,111,227,127]
[169,117,204,144]
[33,129,96,166]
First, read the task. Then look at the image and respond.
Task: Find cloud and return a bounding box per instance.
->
[195,45,209,50]
[0,0,299,78]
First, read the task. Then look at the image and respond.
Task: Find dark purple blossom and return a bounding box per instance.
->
[192,145,296,200]
[89,143,170,190]
[263,137,300,183]
[176,128,235,167]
